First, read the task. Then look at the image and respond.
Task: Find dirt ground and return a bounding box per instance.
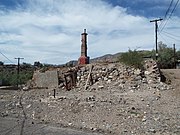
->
[0,68,180,135]
[0,117,102,135]
[161,69,180,97]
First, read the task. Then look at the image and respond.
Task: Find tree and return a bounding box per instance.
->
[21,62,32,69]
[0,61,4,66]
[34,61,43,68]
[0,64,33,86]
[158,41,174,69]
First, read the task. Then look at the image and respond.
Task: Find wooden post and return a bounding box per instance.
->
[53,89,56,98]
[84,65,94,90]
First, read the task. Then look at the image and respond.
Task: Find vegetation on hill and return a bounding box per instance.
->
[118,42,180,69]
[0,63,34,86]
[157,42,173,68]
[0,61,63,86]
[0,70,33,86]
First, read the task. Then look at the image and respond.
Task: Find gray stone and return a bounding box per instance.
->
[107,80,111,84]
[108,76,113,79]
[81,67,86,72]
[145,71,151,75]
[26,104,31,109]
[149,128,156,133]
[103,77,108,81]
[1,111,8,117]
[98,85,104,89]
[114,70,119,76]
[134,76,142,81]
[16,102,21,108]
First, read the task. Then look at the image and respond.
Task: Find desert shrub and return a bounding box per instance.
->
[0,70,33,86]
[158,42,174,69]
[119,49,144,69]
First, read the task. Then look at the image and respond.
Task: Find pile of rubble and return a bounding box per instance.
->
[60,60,167,90]
[76,59,162,90]
[29,59,169,92]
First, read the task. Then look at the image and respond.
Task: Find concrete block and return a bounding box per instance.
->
[33,70,58,88]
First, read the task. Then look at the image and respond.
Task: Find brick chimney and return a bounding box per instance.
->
[78,29,89,65]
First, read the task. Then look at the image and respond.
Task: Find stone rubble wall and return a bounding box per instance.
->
[29,59,165,91]
[75,59,164,91]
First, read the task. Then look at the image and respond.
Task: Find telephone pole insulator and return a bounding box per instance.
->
[150,18,163,60]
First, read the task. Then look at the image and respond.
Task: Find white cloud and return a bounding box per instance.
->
[0,0,179,64]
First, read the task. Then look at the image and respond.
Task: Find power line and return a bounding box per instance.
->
[165,0,174,19]
[159,0,180,32]
[160,31,180,42]
[169,0,179,18]
[158,33,172,45]
[162,31,180,38]
[159,0,174,29]
[0,51,14,63]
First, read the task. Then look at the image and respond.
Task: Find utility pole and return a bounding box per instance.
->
[173,44,176,69]
[150,18,163,60]
[15,57,24,88]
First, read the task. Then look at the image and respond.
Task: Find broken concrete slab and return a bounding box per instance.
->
[32,70,59,89]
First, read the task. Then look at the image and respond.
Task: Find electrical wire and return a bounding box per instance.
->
[159,0,174,29]
[0,51,14,63]
[169,0,179,19]
[159,0,180,32]
[164,0,174,19]
[157,27,172,45]
[162,31,180,38]
[158,32,172,45]
[160,31,180,42]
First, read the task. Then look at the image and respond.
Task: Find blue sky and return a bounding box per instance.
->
[0,0,180,64]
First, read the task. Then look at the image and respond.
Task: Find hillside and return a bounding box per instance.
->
[65,52,122,66]
[90,52,122,63]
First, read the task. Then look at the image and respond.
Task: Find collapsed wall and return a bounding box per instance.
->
[28,59,163,91]
[76,59,162,91]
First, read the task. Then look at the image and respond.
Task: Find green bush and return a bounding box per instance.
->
[0,70,33,86]
[119,49,144,69]
[118,42,180,69]
[157,42,174,69]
